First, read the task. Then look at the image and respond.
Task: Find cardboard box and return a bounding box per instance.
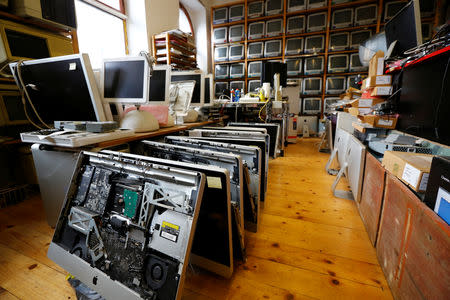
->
[348,107,359,116]
[350,97,384,108]
[365,75,392,88]
[371,86,393,96]
[358,114,398,129]
[382,151,434,192]
[369,50,385,77]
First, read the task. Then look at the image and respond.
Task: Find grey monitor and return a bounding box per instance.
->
[302,78,322,95]
[215,82,229,97]
[302,97,321,114]
[229,25,245,42]
[248,22,265,40]
[326,76,346,94]
[307,0,327,8]
[247,42,264,59]
[349,53,367,72]
[229,80,244,91]
[350,30,372,49]
[285,37,304,55]
[266,19,283,37]
[214,46,228,61]
[328,54,349,73]
[286,58,302,76]
[215,64,229,79]
[288,0,306,12]
[304,35,325,53]
[304,56,324,75]
[384,1,406,21]
[265,0,284,15]
[229,44,245,61]
[213,27,228,44]
[307,12,327,32]
[329,32,349,51]
[354,4,377,26]
[248,80,261,92]
[331,8,353,29]
[213,7,228,24]
[248,1,264,18]
[264,40,282,57]
[248,61,262,77]
[229,4,245,22]
[286,15,305,35]
[230,63,245,79]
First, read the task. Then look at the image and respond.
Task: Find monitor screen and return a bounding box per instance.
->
[171,73,202,103]
[149,68,169,102]
[385,1,406,19]
[204,76,211,104]
[286,38,303,51]
[305,79,321,90]
[333,9,352,24]
[214,28,226,40]
[356,5,376,21]
[287,16,304,30]
[104,60,145,99]
[215,65,228,77]
[230,5,244,18]
[330,55,347,68]
[330,33,349,47]
[266,40,281,53]
[248,43,263,54]
[286,59,301,72]
[289,0,306,8]
[306,36,324,49]
[267,0,283,11]
[351,30,371,45]
[230,26,244,37]
[215,82,228,96]
[305,98,320,110]
[230,45,243,57]
[419,0,436,15]
[214,8,227,20]
[327,77,345,90]
[309,13,326,27]
[230,64,244,75]
[216,47,227,58]
[351,54,362,67]
[249,62,262,74]
[230,81,244,90]
[267,19,282,32]
[306,57,323,70]
[249,1,264,15]
[250,22,264,35]
[248,80,260,92]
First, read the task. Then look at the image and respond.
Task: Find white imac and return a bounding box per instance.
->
[230,63,245,79]
[266,19,283,37]
[286,15,305,35]
[286,58,302,76]
[331,8,353,29]
[384,1,406,21]
[215,64,229,79]
[248,80,261,92]
[203,74,214,105]
[215,46,228,61]
[288,0,306,12]
[354,4,377,26]
[247,42,264,58]
[248,1,264,18]
[285,37,304,55]
[350,30,372,49]
[248,22,265,40]
[149,65,171,104]
[326,76,346,94]
[349,53,367,72]
[171,70,205,107]
[329,32,349,51]
[213,7,228,24]
[229,80,244,91]
[229,44,245,61]
[229,24,245,42]
[215,81,229,97]
[298,116,318,134]
[264,40,282,57]
[248,61,262,77]
[229,4,245,22]
[328,54,349,73]
[302,78,322,95]
[304,56,324,75]
[307,12,327,32]
[302,97,321,114]
[304,35,324,53]
[324,97,340,113]
[307,0,327,9]
[265,0,283,15]
[213,27,228,44]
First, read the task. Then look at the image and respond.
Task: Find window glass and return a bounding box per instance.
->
[179,8,192,34]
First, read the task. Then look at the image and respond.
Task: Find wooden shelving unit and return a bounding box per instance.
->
[152,31,197,70]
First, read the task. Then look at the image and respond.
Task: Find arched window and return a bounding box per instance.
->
[179,5,194,36]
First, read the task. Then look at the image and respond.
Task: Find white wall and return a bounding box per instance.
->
[125,0,147,55]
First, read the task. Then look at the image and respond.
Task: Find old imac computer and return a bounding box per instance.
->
[229,4,245,22]
[307,12,327,32]
[326,76,346,94]
[203,74,214,105]
[230,63,245,78]
[248,80,261,92]
[248,1,264,18]
[286,15,305,35]
[248,42,264,58]
[213,27,228,44]
[248,22,265,40]
[264,40,282,57]
[288,0,306,12]
[149,65,171,104]
[302,97,321,114]
[229,44,245,60]
[171,70,205,106]
[332,8,353,29]
[215,81,228,97]
[384,1,406,21]
[229,80,244,91]
[302,78,322,95]
[215,46,228,61]
[285,37,304,55]
[329,32,349,51]
[304,35,324,53]
[229,24,245,42]
[304,56,324,75]
[354,4,377,26]
[420,0,436,17]
[213,7,228,24]
[307,0,327,8]
[248,61,262,77]
[350,30,372,49]
[0,91,28,126]
[261,61,287,88]
[349,53,367,72]
[265,0,283,16]
[215,64,229,79]
[266,19,283,37]
[328,54,349,73]
[286,58,302,76]
[422,23,432,42]
[324,97,340,113]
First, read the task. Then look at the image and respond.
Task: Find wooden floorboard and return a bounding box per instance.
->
[0,138,392,299]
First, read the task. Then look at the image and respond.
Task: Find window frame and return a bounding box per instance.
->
[180,4,195,38]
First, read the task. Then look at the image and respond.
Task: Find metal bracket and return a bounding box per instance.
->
[331,164,354,200]
[141,182,191,217]
[325,148,339,175]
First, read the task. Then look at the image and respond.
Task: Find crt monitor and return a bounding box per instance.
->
[286,15,305,35]
[350,30,372,49]
[328,54,349,73]
[213,27,228,44]
[288,0,306,12]
[324,97,340,113]
[229,4,245,22]
[326,76,346,94]
[307,0,327,9]
[265,0,283,15]
[248,61,262,77]
[248,80,261,92]
[285,37,304,55]
[422,23,432,42]
[331,8,353,29]
[0,91,28,126]
[215,82,228,97]
[419,0,436,17]
[229,80,244,91]
[329,32,349,51]
[349,53,367,72]
[248,1,264,18]
[261,61,287,88]
[149,64,171,104]
[248,42,264,58]
[213,7,228,24]
[266,19,283,37]
[302,97,321,114]
[215,64,229,79]
[354,4,377,26]
[248,22,265,40]
[171,71,204,106]
[229,44,244,60]
[286,58,302,76]
[307,12,327,32]
[304,35,324,53]
[229,25,245,42]
[264,39,282,57]
[215,46,228,61]
[304,56,324,75]
[203,74,214,105]
[230,63,245,78]
[10,53,106,122]
[385,0,422,57]
[384,1,406,21]
[302,78,322,95]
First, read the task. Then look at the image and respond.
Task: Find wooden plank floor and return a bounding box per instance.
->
[0,138,393,299]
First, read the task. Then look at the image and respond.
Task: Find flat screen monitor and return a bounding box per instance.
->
[307,12,327,32]
[0,91,28,125]
[266,19,283,37]
[248,61,262,77]
[329,32,349,51]
[328,54,349,73]
[229,44,244,60]
[286,15,305,35]
[304,56,324,75]
[302,97,321,114]
[213,27,228,44]
[326,76,346,94]
[385,0,422,56]
[213,7,228,24]
[203,74,213,104]
[264,39,282,57]
[302,78,322,95]
[265,0,283,15]
[288,0,306,12]
[354,4,377,26]
[307,0,327,9]
[350,30,372,49]
[261,61,287,87]
[304,35,325,53]
[215,64,229,79]
[248,80,261,92]
[285,37,304,55]
[229,80,244,91]
[286,58,302,76]
[248,22,265,40]
[324,97,340,113]
[230,63,245,78]
[419,0,436,17]
[332,8,353,29]
[349,53,367,72]
[229,24,245,42]
[215,46,228,61]
[384,1,406,21]
[248,42,264,58]
[229,4,245,22]
[149,65,171,104]
[248,1,264,18]
[215,82,228,97]
[10,53,106,122]
[345,135,366,202]
[171,71,204,105]
[421,23,432,42]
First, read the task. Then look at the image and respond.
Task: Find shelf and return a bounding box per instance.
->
[213,41,245,47]
[286,6,328,17]
[247,56,283,62]
[213,19,245,29]
[330,24,377,33]
[247,14,284,23]
[284,52,326,59]
[215,59,245,64]
[326,71,368,76]
[327,49,359,54]
[331,0,377,9]
[285,30,327,38]
[248,36,284,43]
